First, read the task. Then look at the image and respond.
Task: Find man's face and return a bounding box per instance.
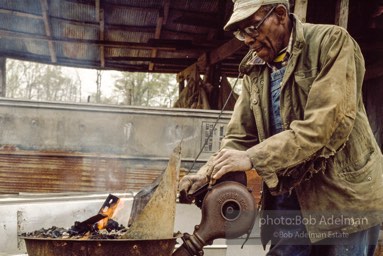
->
[235,5,289,63]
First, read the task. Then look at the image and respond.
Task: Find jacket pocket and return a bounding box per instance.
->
[334,115,378,183]
[337,149,377,183]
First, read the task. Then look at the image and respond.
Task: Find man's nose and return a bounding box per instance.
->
[243,34,255,46]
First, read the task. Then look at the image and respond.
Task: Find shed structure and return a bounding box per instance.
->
[0,0,381,193]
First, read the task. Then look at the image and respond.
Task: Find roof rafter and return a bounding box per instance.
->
[149,0,171,71]
[0,29,207,51]
[0,8,42,19]
[39,0,57,63]
[96,0,105,68]
[0,0,248,75]
[177,38,244,81]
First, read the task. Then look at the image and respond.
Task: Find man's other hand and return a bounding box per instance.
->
[178,173,208,204]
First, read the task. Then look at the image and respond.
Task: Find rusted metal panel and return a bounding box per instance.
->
[124,145,180,240]
[0,151,164,193]
[0,98,231,193]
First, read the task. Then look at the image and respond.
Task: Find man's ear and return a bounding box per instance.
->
[274,4,288,22]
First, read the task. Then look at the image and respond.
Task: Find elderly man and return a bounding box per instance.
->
[179,0,383,255]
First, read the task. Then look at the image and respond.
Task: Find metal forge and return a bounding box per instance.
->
[22,145,257,256]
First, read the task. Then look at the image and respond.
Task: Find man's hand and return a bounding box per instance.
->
[178,149,252,203]
[178,173,208,204]
[208,149,252,184]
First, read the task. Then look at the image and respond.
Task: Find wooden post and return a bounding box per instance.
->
[40,0,57,63]
[178,79,185,95]
[294,0,308,22]
[0,58,5,97]
[335,0,349,29]
[99,9,105,68]
[148,0,170,71]
[96,69,101,103]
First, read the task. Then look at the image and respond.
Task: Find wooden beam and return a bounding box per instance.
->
[98,5,105,68]
[208,38,244,68]
[335,0,349,29]
[177,63,198,82]
[163,0,171,25]
[0,8,43,20]
[108,56,196,64]
[0,58,5,97]
[149,0,170,71]
[149,15,164,71]
[95,0,100,21]
[0,29,185,50]
[177,38,244,81]
[0,50,200,73]
[294,0,308,22]
[39,0,57,63]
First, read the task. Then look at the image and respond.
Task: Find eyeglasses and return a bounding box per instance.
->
[233,6,276,41]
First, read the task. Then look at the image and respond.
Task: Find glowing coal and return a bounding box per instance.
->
[21,194,127,240]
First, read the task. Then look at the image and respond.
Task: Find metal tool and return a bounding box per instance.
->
[173,181,257,256]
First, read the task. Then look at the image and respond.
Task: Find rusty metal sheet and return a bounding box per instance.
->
[0,150,164,194]
[123,145,181,239]
[0,99,231,194]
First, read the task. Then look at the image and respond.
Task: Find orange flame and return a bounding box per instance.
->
[97,197,121,230]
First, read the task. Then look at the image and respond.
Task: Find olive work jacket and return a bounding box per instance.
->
[219,15,383,242]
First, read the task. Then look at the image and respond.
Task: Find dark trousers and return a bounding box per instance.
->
[263,189,380,256]
[267,224,380,256]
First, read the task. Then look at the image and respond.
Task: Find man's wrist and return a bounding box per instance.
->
[245,151,256,170]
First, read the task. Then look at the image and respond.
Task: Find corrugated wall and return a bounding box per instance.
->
[0,99,232,194]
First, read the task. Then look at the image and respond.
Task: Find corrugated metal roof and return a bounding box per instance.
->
[0,0,246,75]
[0,0,381,76]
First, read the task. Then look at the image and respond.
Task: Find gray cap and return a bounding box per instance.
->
[224,0,289,31]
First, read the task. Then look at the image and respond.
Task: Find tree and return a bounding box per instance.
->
[112,72,178,107]
[5,59,178,107]
[6,59,82,102]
